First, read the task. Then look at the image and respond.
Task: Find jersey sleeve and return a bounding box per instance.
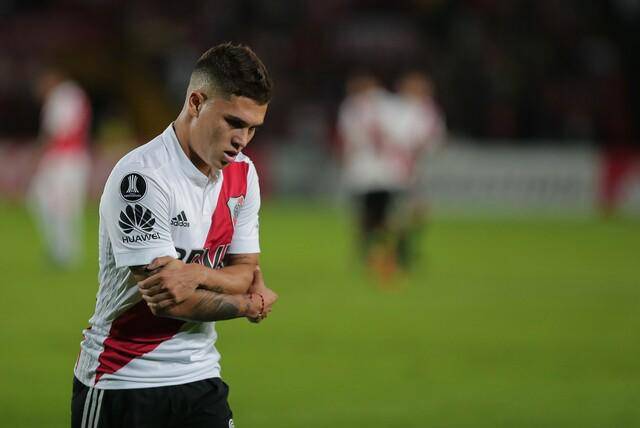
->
[228,162,261,254]
[100,168,177,268]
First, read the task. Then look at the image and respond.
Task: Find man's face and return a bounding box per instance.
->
[189,93,268,171]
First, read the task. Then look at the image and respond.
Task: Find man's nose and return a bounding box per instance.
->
[232,129,249,149]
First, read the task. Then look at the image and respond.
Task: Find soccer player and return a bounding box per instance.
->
[390,70,446,270]
[72,43,278,428]
[337,71,400,281]
[338,70,446,282]
[29,67,91,268]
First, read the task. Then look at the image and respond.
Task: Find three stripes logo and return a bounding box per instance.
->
[80,386,104,428]
[118,204,156,234]
[171,210,190,227]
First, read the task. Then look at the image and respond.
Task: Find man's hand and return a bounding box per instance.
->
[246,267,278,323]
[146,256,185,274]
[138,257,204,313]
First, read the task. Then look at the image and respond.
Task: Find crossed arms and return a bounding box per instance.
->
[131,254,278,323]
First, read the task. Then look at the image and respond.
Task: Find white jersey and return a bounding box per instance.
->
[339,89,446,192]
[40,80,91,154]
[383,95,446,186]
[338,88,407,192]
[385,96,445,154]
[75,124,260,389]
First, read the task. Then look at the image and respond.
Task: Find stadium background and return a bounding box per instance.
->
[1,1,639,427]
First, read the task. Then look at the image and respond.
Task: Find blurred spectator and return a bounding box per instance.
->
[28,66,91,268]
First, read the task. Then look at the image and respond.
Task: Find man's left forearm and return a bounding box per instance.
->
[151,289,261,322]
[195,253,259,294]
[140,253,272,322]
[195,263,254,294]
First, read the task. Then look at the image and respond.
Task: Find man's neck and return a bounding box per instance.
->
[173,113,211,177]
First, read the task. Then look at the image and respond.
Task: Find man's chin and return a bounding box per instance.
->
[210,156,227,169]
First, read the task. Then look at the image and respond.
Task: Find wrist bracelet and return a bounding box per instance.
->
[249,293,265,319]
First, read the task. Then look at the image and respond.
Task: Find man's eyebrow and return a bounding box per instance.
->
[224,115,263,128]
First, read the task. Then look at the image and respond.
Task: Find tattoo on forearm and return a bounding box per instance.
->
[191,292,240,321]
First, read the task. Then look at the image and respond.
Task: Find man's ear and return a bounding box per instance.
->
[188,91,206,117]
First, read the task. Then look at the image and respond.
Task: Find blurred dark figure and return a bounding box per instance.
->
[391,70,446,270]
[28,67,92,268]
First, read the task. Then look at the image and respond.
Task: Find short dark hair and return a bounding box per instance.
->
[192,42,272,105]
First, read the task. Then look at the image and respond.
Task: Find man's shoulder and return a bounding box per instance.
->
[111,131,171,179]
[100,129,176,207]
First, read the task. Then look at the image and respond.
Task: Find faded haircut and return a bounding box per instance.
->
[189,42,272,105]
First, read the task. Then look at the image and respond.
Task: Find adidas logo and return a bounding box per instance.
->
[171,211,190,227]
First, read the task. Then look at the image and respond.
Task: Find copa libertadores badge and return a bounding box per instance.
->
[120,172,147,202]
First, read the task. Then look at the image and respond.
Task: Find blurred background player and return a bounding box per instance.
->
[389,70,446,271]
[337,71,403,283]
[338,70,446,283]
[28,67,92,269]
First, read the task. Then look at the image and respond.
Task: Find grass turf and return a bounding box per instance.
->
[0,200,638,427]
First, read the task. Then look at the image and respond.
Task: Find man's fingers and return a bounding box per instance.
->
[138,284,164,297]
[155,299,176,310]
[138,273,162,289]
[144,296,176,312]
[252,266,263,283]
[147,256,175,270]
[142,292,174,304]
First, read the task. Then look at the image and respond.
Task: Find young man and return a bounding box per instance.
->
[72,43,278,428]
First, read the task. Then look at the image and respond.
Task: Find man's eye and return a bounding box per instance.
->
[226,119,244,128]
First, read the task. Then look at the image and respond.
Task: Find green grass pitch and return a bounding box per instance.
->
[0,200,639,427]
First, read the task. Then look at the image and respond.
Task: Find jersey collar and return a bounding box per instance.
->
[163,124,210,186]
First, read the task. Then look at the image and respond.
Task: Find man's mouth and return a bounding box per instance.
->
[223,150,238,164]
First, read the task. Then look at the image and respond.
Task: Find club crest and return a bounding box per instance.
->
[227,196,245,227]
